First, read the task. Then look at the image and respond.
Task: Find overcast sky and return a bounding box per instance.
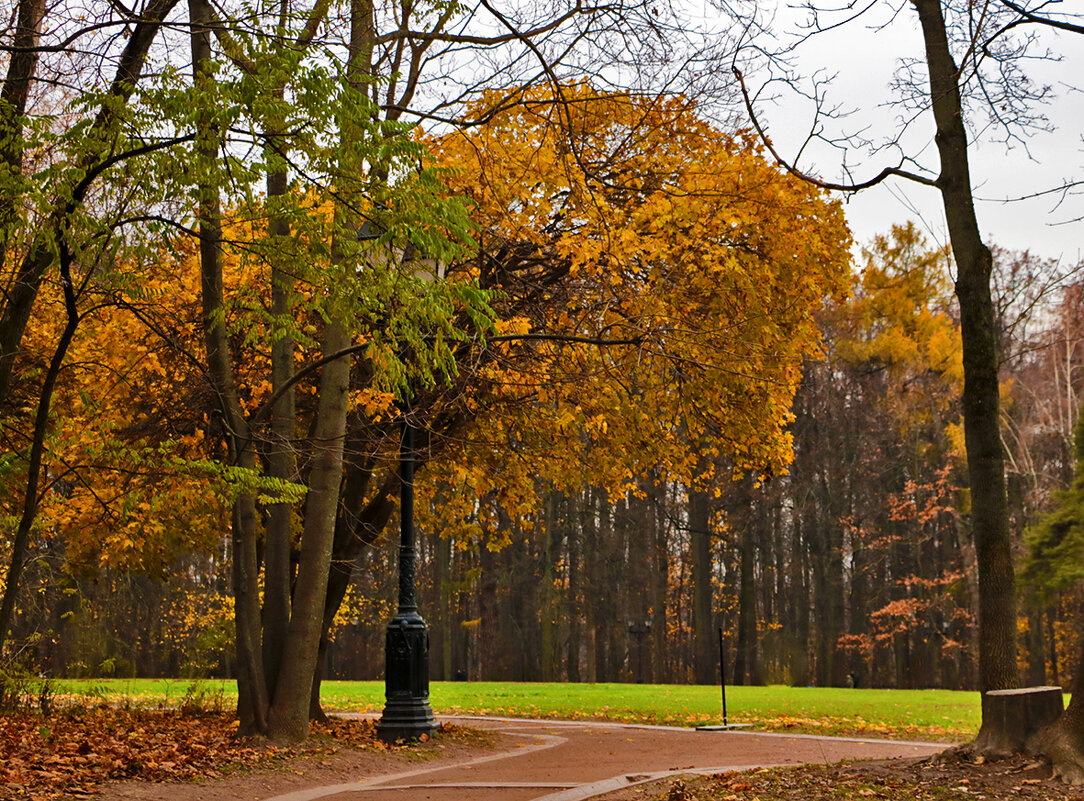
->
[734,1,1084,266]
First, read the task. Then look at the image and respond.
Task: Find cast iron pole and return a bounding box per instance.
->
[376,414,439,742]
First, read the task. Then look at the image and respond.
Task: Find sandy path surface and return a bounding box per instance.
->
[256,716,945,801]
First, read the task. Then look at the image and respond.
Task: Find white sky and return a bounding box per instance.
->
[735,1,1084,266]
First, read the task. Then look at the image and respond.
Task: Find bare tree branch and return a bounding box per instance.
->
[731,66,940,192]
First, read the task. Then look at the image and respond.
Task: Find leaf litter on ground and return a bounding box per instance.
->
[626,753,1084,801]
[0,709,481,800]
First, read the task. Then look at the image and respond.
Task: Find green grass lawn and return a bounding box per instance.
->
[51,678,996,742]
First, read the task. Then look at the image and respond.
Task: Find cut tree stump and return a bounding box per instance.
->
[980,686,1064,753]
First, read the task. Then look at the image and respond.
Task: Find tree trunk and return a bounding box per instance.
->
[261,108,298,699]
[0,238,79,652]
[435,524,453,681]
[911,0,1019,747]
[267,0,372,739]
[567,494,581,682]
[0,0,180,404]
[690,485,715,684]
[478,528,499,679]
[737,503,760,685]
[266,319,350,741]
[190,0,267,735]
[0,0,45,270]
[539,490,559,681]
[651,480,669,683]
[1026,606,1047,687]
[1034,640,1084,781]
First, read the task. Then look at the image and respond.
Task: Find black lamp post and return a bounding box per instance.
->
[375,410,439,741]
[359,219,440,742]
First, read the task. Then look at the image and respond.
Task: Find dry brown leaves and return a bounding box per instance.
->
[0,709,382,800]
[649,756,1084,801]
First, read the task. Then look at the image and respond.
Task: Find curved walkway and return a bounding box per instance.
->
[263,716,945,801]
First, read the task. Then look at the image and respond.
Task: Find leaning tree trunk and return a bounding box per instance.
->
[0,0,180,405]
[912,0,1018,751]
[309,472,397,720]
[0,239,79,653]
[1033,640,1084,782]
[190,0,268,735]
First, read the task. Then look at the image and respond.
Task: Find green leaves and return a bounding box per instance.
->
[1022,412,1084,599]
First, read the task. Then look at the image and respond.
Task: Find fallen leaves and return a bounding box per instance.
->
[746,713,968,743]
[1,709,255,798]
[645,755,1081,801]
[0,709,386,800]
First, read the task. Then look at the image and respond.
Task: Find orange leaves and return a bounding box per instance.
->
[836,223,961,391]
[0,710,260,798]
[429,84,852,500]
[0,710,391,799]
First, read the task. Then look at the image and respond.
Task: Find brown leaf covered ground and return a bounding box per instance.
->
[7,708,1084,801]
[611,753,1084,801]
[0,709,481,800]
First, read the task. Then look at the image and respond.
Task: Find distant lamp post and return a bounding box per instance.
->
[628,619,651,684]
[359,219,441,742]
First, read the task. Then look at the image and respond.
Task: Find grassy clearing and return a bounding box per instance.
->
[52,679,990,741]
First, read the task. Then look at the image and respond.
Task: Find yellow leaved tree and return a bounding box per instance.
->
[416,87,853,542]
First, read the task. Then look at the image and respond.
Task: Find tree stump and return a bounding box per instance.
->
[980,686,1064,754]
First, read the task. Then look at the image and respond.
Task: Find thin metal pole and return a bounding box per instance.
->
[398,416,416,612]
[718,627,727,726]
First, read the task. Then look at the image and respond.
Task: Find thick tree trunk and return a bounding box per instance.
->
[911,0,1018,745]
[190,0,267,734]
[268,0,371,738]
[266,320,350,741]
[1033,640,1084,781]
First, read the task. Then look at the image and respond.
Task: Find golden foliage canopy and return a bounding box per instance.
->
[419,86,854,542]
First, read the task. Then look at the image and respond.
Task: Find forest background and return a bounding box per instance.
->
[1,0,1083,744]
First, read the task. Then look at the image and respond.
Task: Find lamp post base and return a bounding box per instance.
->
[376,610,439,743]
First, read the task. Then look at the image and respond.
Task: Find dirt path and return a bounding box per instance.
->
[100,717,944,801]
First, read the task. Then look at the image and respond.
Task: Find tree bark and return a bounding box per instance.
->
[737,497,760,685]
[190,0,267,735]
[911,0,1019,745]
[690,485,715,685]
[567,494,581,682]
[0,233,79,652]
[266,318,350,741]
[309,469,396,719]
[261,93,298,700]
[1033,645,1084,781]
